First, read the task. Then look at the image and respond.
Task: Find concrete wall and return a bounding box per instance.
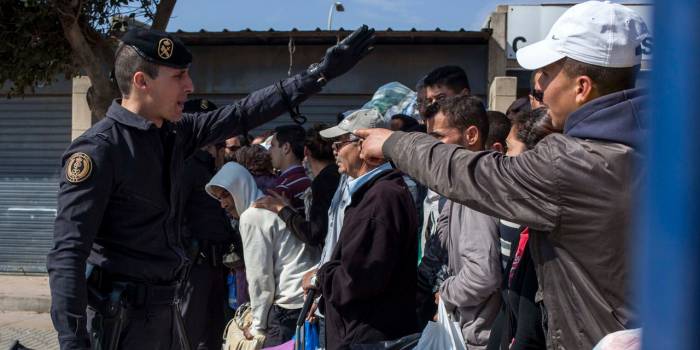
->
[188,44,489,98]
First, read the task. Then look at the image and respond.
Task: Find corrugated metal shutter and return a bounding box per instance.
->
[0,180,58,274]
[0,96,70,178]
[194,94,372,133]
[0,95,71,274]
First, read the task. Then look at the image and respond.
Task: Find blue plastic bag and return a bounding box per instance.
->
[304,321,319,350]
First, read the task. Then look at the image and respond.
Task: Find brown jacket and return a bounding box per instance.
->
[382,89,646,350]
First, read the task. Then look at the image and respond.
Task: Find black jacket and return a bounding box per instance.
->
[181,150,235,244]
[318,170,418,350]
[47,71,323,350]
[278,164,340,246]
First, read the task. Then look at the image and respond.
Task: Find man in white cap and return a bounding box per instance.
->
[355,1,649,349]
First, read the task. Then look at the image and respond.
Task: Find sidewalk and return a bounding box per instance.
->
[0,275,51,313]
[0,275,57,349]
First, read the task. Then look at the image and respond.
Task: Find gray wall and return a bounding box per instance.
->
[188,44,488,97]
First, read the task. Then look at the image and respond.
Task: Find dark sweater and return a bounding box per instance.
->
[318,170,419,350]
[278,164,341,247]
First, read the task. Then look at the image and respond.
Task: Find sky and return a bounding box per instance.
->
[165,0,569,32]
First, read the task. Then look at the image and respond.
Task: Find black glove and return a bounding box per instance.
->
[309,25,376,81]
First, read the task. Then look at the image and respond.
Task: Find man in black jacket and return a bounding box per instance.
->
[314,110,419,349]
[47,26,375,350]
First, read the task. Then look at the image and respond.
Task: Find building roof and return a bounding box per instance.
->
[173,28,491,46]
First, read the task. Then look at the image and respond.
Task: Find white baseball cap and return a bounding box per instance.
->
[320,109,388,139]
[516,1,650,70]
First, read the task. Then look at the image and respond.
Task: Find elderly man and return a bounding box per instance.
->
[313,109,419,349]
[357,2,648,348]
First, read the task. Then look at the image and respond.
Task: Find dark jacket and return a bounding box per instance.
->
[488,226,546,350]
[278,163,341,246]
[318,170,418,350]
[181,150,235,243]
[47,71,323,350]
[383,88,647,350]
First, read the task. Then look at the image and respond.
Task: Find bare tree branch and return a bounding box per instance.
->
[151,0,177,31]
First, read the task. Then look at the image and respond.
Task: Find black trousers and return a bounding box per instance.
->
[180,262,229,350]
[87,303,176,350]
[263,305,301,347]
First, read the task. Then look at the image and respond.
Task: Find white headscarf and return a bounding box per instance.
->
[206,162,263,215]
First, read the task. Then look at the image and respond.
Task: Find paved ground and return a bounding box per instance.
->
[0,311,57,350]
[0,275,57,349]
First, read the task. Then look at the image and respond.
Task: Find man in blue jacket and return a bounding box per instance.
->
[357,2,648,349]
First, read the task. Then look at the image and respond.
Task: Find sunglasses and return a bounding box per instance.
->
[332,135,361,151]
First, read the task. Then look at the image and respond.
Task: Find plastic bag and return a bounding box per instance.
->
[593,328,642,350]
[222,303,265,350]
[414,299,466,350]
[362,82,414,116]
[304,321,319,350]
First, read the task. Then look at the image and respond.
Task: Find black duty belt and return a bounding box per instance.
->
[121,282,179,307]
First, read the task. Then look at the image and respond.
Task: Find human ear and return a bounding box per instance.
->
[491,142,504,154]
[133,72,148,92]
[575,75,595,106]
[465,125,479,147]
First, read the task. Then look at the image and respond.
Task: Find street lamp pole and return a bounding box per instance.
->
[327,2,345,30]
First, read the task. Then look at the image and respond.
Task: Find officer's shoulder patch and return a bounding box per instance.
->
[66,152,93,184]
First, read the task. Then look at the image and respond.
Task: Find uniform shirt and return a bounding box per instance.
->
[272,165,311,212]
[47,71,323,350]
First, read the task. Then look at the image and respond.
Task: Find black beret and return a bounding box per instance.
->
[183,99,218,113]
[121,29,192,68]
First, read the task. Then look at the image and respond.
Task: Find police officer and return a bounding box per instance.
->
[178,98,236,350]
[47,26,375,350]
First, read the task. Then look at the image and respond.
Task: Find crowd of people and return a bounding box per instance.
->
[47,1,649,350]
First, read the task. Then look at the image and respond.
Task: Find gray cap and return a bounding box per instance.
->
[320,109,388,139]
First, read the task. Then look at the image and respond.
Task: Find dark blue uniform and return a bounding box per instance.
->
[47,73,323,350]
[179,149,237,350]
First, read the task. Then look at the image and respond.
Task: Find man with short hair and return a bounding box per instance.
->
[254,123,341,247]
[428,96,502,349]
[222,134,251,163]
[414,67,470,328]
[47,25,375,350]
[314,109,419,349]
[420,65,471,124]
[485,110,510,153]
[357,2,648,348]
[269,125,312,212]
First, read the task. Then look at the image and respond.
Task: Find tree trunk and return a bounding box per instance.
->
[54,2,118,120]
[151,0,177,31]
